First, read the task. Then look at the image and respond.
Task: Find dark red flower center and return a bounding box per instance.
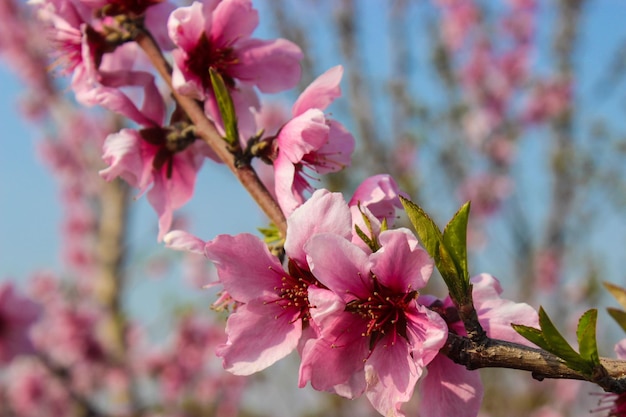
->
[345,275,418,350]
[270,259,322,325]
[186,34,238,91]
[139,125,196,178]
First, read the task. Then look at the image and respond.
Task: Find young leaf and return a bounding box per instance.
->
[604,282,626,310]
[400,196,442,257]
[442,201,471,287]
[209,68,239,148]
[511,324,551,351]
[537,307,592,375]
[607,307,626,333]
[354,224,378,252]
[400,196,470,303]
[576,309,600,367]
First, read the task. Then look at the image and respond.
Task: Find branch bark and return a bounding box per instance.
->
[443,333,626,394]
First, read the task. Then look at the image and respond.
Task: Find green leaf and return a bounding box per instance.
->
[442,201,471,287]
[258,224,282,244]
[604,282,626,310]
[209,68,239,147]
[400,196,442,257]
[576,309,600,366]
[607,307,626,333]
[538,307,592,375]
[354,224,378,252]
[400,196,471,303]
[511,324,551,351]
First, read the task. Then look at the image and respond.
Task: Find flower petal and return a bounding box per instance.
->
[292,65,343,116]
[284,189,352,265]
[418,354,483,417]
[216,299,301,375]
[365,337,420,417]
[210,0,258,46]
[232,38,303,93]
[204,233,284,303]
[305,233,373,300]
[370,229,434,292]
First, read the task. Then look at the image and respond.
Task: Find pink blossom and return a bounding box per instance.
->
[100,128,215,241]
[7,357,74,417]
[0,283,41,363]
[457,174,513,218]
[418,273,539,417]
[168,0,302,129]
[33,0,166,126]
[299,229,448,417]
[435,0,479,51]
[523,78,572,124]
[202,189,352,375]
[274,65,355,215]
[349,174,405,227]
[31,304,106,367]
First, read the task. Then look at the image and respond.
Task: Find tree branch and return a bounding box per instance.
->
[443,333,626,394]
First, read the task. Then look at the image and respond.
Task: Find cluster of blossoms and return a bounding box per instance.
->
[33,0,353,240]
[166,175,539,416]
[4,0,619,416]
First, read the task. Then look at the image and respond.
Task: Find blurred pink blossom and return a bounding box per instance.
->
[0,283,41,363]
[100,128,215,240]
[7,357,75,417]
[458,174,513,218]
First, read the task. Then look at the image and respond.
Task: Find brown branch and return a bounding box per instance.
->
[134,29,287,237]
[443,333,626,394]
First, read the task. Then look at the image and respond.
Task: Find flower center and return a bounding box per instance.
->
[186,34,238,91]
[271,259,321,324]
[345,275,418,349]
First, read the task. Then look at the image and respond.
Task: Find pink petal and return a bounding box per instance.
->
[210,0,258,46]
[99,129,154,191]
[299,306,369,392]
[405,304,449,366]
[349,174,404,225]
[311,120,355,174]
[284,190,352,265]
[168,2,205,52]
[370,229,434,291]
[73,67,163,127]
[216,299,301,375]
[365,337,420,417]
[292,65,343,116]
[305,233,373,300]
[273,154,302,216]
[147,148,203,241]
[232,38,303,93]
[472,273,539,345]
[418,354,483,417]
[163,230,206,255]
[204,233,285,303]
[276,108,329,163]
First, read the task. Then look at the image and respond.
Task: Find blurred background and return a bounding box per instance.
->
[2,1,626,416]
